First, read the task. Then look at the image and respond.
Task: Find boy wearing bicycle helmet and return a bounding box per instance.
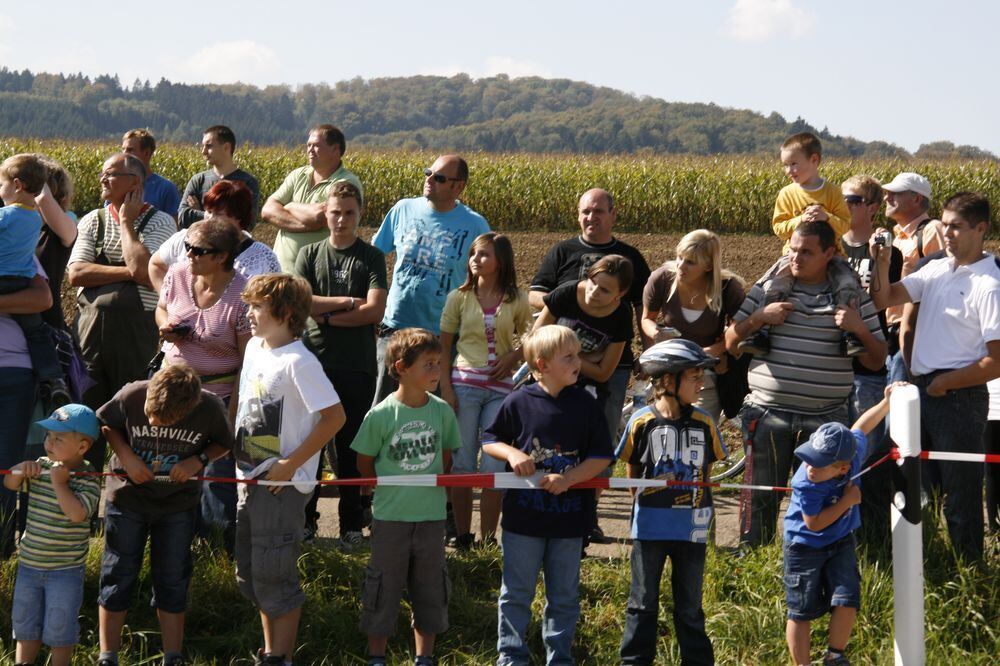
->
[616,338,726,665]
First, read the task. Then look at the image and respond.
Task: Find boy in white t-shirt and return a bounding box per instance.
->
[234,274,346,666]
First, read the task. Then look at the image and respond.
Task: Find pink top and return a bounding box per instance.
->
[159,264,250,399]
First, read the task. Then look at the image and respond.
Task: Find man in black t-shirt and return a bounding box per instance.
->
[529,188,651,541]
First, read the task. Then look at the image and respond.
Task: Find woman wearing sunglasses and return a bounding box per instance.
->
[154,216,252,552]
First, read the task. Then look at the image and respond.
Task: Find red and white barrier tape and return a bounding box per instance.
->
[890,450,1000,464]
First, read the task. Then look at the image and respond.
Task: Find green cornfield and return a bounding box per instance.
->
[1,137,997,233]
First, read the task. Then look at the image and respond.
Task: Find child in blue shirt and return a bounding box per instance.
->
[0,154,66,400]
[783,384,898,666]
[483,325,613,665]
[616,339,726,666]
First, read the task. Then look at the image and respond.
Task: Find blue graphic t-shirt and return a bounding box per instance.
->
[372,197,490,333]
[616,405,726,543]
[784,428,868,547]
[484,383,613,539]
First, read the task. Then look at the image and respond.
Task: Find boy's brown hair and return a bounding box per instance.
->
[242,273,313,337]
[842,174,882,205]
[0,154,48,195]
[385,328,442,379]
[145,364,202,425]
[781,132,823,160]
[521,325,580,379]
[327,180,363,207]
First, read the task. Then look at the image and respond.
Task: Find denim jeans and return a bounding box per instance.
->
[887,350,909,384]
[0,367,37,558]
[739,402,849,547]
[98,502,198,613]
[783,535,860,621]
[199,455,236,551]
[12,563,86,646]
[914,376,988,561]
[602,365,632,446]
[497,531,582,665]
[849,374,892,554]
[620,540,713,666]
[453,384,506,474]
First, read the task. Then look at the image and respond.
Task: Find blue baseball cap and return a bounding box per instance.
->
[794,423,855,468]
[35,404,100,440]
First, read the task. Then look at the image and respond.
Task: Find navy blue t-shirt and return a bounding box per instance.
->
[484,383,614,538]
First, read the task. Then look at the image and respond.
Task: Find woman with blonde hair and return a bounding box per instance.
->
[640,229,745,421]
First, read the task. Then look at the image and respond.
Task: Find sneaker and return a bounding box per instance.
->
[823,653,850,665]
[40,378,71,409]
[738,330,770,355]
[162,655,188,666]
[414,656,435,666]
[589,523,607,544]
[367,657,388,666]
[302,518,318,543]
[97,661,117,666]
[843,332,865,357]
[452,532,475,550]
[338,530,365,551]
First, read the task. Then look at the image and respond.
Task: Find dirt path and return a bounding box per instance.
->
[314,488,746,555]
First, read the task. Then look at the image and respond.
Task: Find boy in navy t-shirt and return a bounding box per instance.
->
[483,325,613,665]
[783,383,899,666]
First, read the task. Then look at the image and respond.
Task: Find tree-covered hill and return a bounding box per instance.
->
[0,68,993,159]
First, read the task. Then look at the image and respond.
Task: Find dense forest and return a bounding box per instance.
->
[0,68,994,159]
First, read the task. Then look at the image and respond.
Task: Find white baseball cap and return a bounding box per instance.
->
[882,172,932,199]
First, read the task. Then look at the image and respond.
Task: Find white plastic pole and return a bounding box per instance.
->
[889,384,924,666]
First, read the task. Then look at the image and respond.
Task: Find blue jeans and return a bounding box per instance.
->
[887,350,909,383]
[0,367,37,558]
[739,402,849,547]
[913,375,988,561]
[783,535,860,621]
[452,384,506,474]
[602,365,632,446]
[497,531,582,665]
[12,563,85,646]
[849,374,893,554]
[98,502,198,613]
[199,455,236,551]
[620,540,713,666]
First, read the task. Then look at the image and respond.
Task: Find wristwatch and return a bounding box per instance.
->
[197,452,210,469]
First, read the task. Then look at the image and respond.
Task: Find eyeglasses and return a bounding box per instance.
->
[423,168,463,184]
[184,241,220,257]
[100,170,136,180]
[843,195,870,205]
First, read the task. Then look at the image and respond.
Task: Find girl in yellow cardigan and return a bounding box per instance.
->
[439,232,532,548]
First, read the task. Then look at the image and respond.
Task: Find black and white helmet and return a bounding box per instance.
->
[639,338,719,379]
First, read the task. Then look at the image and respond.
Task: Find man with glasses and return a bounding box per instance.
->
[370,154,490,405]
[262,124,363,272]
[882,172,943,382]
[67,153,177,465]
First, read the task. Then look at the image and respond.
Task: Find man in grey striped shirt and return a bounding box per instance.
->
[726,220,886,547]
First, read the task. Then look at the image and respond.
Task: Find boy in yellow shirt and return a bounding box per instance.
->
[741,132,863,357]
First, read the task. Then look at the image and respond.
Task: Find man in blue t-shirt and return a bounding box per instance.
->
[122,129,180,219]
[370,154,490,405]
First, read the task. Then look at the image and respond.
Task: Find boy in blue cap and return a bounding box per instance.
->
[4,404,101,666]
[783,383,901,666]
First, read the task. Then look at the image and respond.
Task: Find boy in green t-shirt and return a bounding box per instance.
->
[351,328,461,666]
[4,404,101,666]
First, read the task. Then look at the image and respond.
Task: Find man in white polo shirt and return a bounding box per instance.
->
[870,191,1000,562]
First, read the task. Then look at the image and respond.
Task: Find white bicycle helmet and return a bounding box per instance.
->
[639,338,719,379]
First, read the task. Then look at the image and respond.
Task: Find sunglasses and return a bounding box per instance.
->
[423,168,463,184]
[843,195,870,205]
[184,241,220,257]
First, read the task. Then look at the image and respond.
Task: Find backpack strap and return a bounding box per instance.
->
[94,205,157,265]
[915,218,931,258]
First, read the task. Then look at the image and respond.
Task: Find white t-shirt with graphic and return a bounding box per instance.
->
[234,337,340,493]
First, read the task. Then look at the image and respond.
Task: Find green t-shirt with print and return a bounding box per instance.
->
[350,393,461,522]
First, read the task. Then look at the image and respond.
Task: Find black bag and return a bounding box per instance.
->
[715,351,751,419]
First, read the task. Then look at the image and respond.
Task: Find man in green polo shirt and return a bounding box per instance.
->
[262,124,364,271]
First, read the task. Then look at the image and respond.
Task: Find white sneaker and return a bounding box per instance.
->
[338,530,365,551]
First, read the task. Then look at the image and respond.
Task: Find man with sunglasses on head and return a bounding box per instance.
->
[370,155,490,405]
[262,124,363,272]
[67,153,177,466]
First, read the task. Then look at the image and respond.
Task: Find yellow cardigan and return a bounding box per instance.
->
[771,179,851,254]
[439,288,533,368]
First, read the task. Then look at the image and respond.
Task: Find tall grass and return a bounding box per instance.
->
[1,138,996,234]
[1,516,996,664]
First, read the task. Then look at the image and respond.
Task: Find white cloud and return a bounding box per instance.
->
[0,14,14,60]
[725,0,814,42]
[419,56,551,79]
[161,40,281,85]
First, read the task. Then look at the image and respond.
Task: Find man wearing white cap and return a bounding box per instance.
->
[882,172,944,381]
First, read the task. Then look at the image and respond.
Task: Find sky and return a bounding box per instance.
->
[2,0,998,155]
